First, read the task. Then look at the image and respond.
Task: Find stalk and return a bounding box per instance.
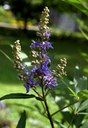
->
[42,86,54,128]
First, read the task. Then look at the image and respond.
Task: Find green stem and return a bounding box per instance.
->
[44,97,54,128]
[42,87,54,128]
[51,100,79,117]
[32,88,42,97]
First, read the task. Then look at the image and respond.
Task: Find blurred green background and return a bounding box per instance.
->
[0,0,88,128]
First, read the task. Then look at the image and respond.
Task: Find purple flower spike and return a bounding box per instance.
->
[13,7,57,93]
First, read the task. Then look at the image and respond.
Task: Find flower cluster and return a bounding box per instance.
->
[27,6,57,91]
[13,7,67,93]
[13,40,30,92]
[53,58,67,78]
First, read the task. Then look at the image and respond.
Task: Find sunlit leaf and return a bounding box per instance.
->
[20,52,31,67]
[23,62,31,67]
[16,110,26,128]
[78,112,88,115]
[20,52,28,60]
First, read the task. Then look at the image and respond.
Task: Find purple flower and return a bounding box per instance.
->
[45,41,53,49]
[17,64,29,80]
[24,67,38,93]
[24,83,30,93]
[41,41,53,51]
[30,40,53,52]
[23,67,29,75]
[25,67,41,88]
[30,40,40,49]
[40,41,53,51]
[23,53,57,92]
[41,61,51,74]
[25,37,55,92]
[44,74,57,88]
[44,31,51,38]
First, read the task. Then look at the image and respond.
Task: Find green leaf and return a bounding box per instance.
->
[20,52,31,67]
[78,99,88,112]
[16,110,26,128]
[73,75,88,93]
[0,93,42,101]
[63,0,88,16]
[80,28,88,40]
[80,121,88,128]
[0,49,13,63]
[67,86,79,100]
[77,90,88,99]
[78,112,88,115]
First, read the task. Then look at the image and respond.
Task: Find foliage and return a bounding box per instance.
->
[62,0,88,37]
[16,110,26,128]
[62,0,88,16]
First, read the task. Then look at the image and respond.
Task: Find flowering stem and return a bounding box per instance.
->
[42,87,54,128]
[44,98,54,128]
[51,100,79,117]
[32,88,42,98]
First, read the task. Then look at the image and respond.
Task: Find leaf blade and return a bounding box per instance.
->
[78,99,88,112]
[16,110,26,128]
[77,90,88,99]
[0,93,42,101]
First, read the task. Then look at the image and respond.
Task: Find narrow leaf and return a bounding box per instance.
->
[78,112,88,115]
[0,49,13,63]
[67,86,79,99]
[63,0,88,16]
[77,90,88,99]
[16,110,26,128]
[80,28,88,40]
[78,99,88,112]
[0,93,42,101]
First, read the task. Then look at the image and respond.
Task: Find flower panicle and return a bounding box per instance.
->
[53,58,67,78]
[13,7,68,93]
[37,6,50,40]
[13,40,21,64]
[28,6,57,91]
[13,40,29,81]
[30,7,53,66]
